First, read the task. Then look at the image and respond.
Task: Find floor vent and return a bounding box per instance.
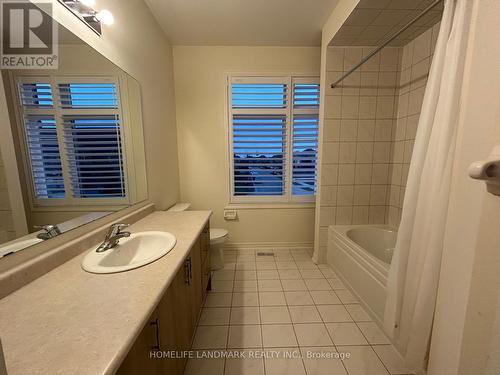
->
[257,252,275,257]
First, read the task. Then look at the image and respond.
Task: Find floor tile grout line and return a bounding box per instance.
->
[205,251,396,375]
[277,258,309,375]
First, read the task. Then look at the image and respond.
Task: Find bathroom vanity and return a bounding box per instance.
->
[0,210,211,375]
[117,216,211,375]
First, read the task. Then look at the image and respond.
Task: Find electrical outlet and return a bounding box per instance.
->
[224,210,238,220]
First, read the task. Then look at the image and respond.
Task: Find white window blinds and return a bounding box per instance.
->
[229,76,319,203]
[292,81,320,196]
[15,77,127,205]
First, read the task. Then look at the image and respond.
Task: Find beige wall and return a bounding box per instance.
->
[41,0,180,210]
[173,46,320,245]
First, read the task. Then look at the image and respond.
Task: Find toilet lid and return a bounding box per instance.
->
[210,228,228,240]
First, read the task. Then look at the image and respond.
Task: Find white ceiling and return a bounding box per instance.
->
[144,0,339,46]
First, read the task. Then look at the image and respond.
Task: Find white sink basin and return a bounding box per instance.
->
[82,231,176,274]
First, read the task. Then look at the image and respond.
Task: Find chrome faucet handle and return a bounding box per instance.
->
[97,223,131,252]
[35,224,61,240]
[105,223,130,239]
[111,223,129,232]
[35,224,60,233]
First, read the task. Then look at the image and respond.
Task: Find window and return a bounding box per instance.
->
[228,76,319,203]
[14,76,127,206]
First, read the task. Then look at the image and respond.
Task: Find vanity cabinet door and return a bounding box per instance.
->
[200,224,211,296]
[189,239,203,328]
[171,256,194,374]
[116,310,162,375]
[157,282,178,374]
[117,230,210,375]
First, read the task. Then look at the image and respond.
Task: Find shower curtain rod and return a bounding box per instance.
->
[330,0,444,89]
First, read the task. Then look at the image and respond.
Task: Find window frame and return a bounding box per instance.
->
[227,74,319,205]
[10,74,131,209]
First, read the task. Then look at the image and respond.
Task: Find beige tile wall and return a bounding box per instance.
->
[317,23,441,253]
[387,23,440,227]
[318,46,401,251]
[0,147,14,244]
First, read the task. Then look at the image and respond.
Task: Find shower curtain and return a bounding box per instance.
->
[383,0,473,373]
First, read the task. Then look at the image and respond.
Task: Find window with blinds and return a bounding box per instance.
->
[15,78,126,205]
[229,76,319,202]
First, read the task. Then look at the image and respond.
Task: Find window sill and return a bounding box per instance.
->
[225,202,316,210]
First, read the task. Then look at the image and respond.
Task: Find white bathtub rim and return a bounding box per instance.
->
[329,224,394,283]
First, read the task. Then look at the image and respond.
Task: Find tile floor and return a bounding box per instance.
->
[184,248,413,375]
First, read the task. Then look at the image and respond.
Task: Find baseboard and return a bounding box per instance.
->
[224,241,313,250]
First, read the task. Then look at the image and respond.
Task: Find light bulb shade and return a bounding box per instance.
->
[97,9,114,25]
[79,0,95,7]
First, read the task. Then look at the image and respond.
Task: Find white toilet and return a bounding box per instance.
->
[209,228,228,270]
[167,203,228,270]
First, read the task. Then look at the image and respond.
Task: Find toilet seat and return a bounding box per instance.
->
[210,228,228,245]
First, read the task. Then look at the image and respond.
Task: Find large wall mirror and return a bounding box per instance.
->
[0,22,148,260]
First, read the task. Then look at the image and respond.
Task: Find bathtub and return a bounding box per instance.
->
[327,225,396,322]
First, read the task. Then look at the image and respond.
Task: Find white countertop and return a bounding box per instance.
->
[0,210,211,375]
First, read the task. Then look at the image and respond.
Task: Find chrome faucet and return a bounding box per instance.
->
[96,223,131,253]
[36,225,62,240]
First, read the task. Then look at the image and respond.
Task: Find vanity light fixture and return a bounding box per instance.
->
[96,9,114,25]
[79,0,95,7]
[58,0,115,36]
